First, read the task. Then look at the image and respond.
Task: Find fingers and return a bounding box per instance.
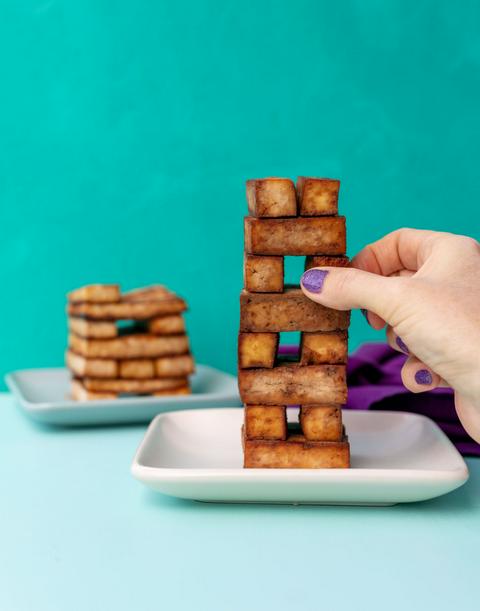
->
[300,266,405,325]
[401,356,442,393]
[386,326,409,354]
[387,327,451,388]
[454,394,480,444]
[351,228,441,277]
[362,309,386,331]
[361,271,413,330]
[389,269,415,278]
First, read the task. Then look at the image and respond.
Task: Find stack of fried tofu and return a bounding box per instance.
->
[239,177,351,468]
[66,284,194,400]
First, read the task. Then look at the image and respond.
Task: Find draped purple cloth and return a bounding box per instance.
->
[279,343,480,456]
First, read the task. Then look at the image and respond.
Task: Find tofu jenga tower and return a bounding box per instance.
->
[239,177,351,468]
[66,284,194,400]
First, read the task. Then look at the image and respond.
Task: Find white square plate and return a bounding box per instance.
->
[5,365,241,426]
[131,408,469,505]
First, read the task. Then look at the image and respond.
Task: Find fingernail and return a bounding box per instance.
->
[361,309,369,323]
[396,336,409,353]
[415,369,432,385]
[301,269,329,294]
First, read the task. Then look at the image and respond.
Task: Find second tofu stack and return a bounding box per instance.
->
[66,284,194,400]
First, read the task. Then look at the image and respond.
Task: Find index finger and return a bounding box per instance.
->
[351,228,443,276]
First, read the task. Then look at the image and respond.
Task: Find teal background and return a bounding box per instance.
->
[1,0,479,387]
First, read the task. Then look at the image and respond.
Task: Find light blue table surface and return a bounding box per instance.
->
[1,393,478,611]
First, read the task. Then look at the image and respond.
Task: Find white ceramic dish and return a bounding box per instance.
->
[131,408,469,505]
[5,366,241,426]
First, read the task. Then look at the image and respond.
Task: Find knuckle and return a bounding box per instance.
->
[396,227,414,236]
[459,235,480,252]
[356,244,379,271]
[392,227,414,242]
[437,232,468,247]
[378,277,416,322]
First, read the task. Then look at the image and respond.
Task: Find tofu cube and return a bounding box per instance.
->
[296,177,340,216]
[119,359,156,379]
[244,405,287,440]
[300,331,348,365]
[68,284,120,304]
[246,178,297,217]
[148,315,186,335]
[300,405,343,441]
[244,254,284,293]
[238,332,278,368]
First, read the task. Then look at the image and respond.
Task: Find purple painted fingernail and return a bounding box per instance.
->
[415,369,432,385]
[301,269,329,293]
[396,336,409,353]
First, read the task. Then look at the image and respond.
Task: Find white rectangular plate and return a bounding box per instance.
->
[131,408,469,505]
[5,366,241,426]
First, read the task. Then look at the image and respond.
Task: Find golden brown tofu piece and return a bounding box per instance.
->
[67,351,193,379]
[304,255,350,271]
[238,332,278,368]
[154,354,195,377]
[120,355,194,379]
[238,364,347,405]
[69,333,189,359]
[68,296,186,320]
[68,317,118,339]
[68,284,188,319]
[244,216,346,256]
[244,432,350,468]
[71,379,117,401]
[66,350,118,378]
[296,177,340,216]
[122,285,172,301]
[300,331,348,365]
[246,178,297,218]
[240,287,350,332]
[81,376,189,393]
[244,405,287,440]
[148,315,186,335]
[71,379,190,400]
[300,405,343,441]
[119,359,155,379]
[68,284,120,303]
[244,254,284,293]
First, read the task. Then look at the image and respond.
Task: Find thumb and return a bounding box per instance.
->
[300,266,404,324]
[455,394,480,444]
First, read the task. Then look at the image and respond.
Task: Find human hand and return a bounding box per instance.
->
[300,228,480,443]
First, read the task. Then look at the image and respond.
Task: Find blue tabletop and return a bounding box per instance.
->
[0,393,478,611]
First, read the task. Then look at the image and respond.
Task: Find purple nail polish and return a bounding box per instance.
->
[415,369,432,385]
[301,269,329,294]
[396,336,409,353]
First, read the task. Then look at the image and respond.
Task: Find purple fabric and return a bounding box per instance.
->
[279,343,480,456]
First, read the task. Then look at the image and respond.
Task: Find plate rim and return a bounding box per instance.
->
[130,408,470,485]
[4,364,239,411]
